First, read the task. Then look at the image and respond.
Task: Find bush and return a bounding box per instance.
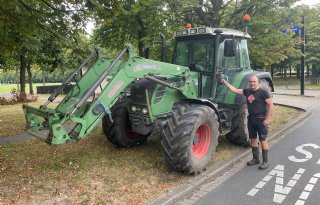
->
[0,89,38,105]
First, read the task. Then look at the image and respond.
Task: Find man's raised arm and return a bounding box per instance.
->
[220,79,244,95]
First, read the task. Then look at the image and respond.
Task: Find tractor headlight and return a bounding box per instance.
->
[142,108,148,115]
[131,106,137,112]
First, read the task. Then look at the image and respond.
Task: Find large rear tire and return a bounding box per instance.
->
[161,103,219,174]
[226,103,250,147]
[102,102,148,148]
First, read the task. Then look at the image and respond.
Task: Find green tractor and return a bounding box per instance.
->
[23,27,273,175]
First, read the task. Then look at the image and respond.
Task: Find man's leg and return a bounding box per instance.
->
[247,138,260,166]
[247,118,260,166]
[258,123,269,170]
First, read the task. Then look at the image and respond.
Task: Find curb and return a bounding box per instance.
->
[273,93,316,98]
[273,102,306,112]
[149,106,311,205]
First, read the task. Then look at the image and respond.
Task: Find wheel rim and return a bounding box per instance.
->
[192,124,211,158]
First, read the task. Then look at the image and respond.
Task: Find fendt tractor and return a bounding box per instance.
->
[23,26,274,174]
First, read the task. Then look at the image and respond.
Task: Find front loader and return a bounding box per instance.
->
[23,27,273,174]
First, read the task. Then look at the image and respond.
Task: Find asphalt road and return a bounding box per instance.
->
[175,99,320,205]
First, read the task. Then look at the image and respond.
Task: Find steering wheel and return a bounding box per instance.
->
[194,59,211,71]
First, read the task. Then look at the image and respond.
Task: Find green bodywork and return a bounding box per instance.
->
[23,44,197,144]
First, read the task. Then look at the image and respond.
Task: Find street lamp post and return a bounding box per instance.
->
[300,15,305,95]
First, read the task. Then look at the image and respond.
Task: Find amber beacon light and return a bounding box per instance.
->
[243,14,251,22]
[243,13,251,33]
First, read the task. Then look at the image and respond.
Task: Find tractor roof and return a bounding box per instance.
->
[174,27,251,39]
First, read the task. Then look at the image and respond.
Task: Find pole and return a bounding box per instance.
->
[300,15,305,95]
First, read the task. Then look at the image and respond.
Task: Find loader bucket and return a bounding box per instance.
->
[22,103,90,144]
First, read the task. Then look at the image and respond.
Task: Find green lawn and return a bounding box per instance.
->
[0,83,61,92]
[272,76,320,90]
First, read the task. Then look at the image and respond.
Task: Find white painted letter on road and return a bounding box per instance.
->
[295,173,320,205]
[288,143,320,163]
[247,165,306,203]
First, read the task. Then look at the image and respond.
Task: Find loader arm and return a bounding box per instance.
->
[23,44,196,145]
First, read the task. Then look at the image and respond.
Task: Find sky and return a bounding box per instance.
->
[295,0,320,6]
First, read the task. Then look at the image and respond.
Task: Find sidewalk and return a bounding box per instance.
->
[273,87,320,111]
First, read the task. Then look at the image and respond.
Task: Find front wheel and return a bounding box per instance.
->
[102,102,148,148]
[161,103,219,174]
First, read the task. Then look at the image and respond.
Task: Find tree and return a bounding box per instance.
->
[0,0,89,93]
[90,0,170,56]
[303,6,320,83]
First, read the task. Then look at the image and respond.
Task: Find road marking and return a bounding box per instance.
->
[288,143,320,163]
[295,173,320,205]
[247,165,305,203]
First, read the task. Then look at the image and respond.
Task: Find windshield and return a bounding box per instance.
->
[172,37,214,72]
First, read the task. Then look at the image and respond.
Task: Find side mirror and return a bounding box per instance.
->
[224,39,236,57]
[144,47,150,59]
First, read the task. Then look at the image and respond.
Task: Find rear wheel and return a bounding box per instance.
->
[161,103,219,174]
[102,102,148,148]
[226,104,250,147]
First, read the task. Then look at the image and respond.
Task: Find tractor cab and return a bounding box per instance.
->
[172,27,252,100]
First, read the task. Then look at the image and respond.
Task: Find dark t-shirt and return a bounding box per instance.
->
[243,88,271,116]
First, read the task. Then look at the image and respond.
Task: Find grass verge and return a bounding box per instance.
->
[0,104,302,204]
[273,77,320,90]
[0,102,57,137]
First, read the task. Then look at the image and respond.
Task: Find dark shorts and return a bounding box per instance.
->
[247,115,268,141]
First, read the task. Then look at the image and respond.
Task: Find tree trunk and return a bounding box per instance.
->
[311,64,318,84]
[42,67,46,86]
[280,65,284,79]
[19,48,26,93]
[136,14,146,57]
[289,66,292,77]
[137,31,144,57]
[297,64,300,79]
[27,58,33,94]
[16,67,20,90]
[284,66,287,79]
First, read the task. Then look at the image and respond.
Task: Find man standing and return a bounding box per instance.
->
[220,75,273,170]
